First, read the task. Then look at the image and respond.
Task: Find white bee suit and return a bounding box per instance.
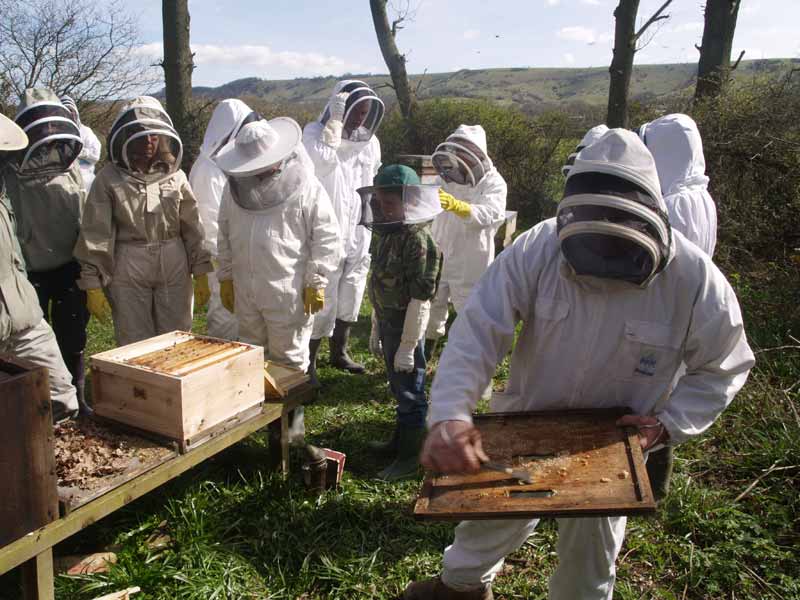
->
[303,80,382,338]
[427,130,754,597]
[426,125,507,339]
[189,99,254,340]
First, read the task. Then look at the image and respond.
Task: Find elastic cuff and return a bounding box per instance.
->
[654,411,684,446]
[427,413,474,430]
[77,276,101,290]
[191,261,214,276]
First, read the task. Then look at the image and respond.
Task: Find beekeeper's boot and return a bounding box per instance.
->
[403,577,493,600]
[378,426,425,481]
[66,351,92,416]
[329,319,365,373]
[423,338,438,362]
[307,337,322,388]
[367,426,398,455]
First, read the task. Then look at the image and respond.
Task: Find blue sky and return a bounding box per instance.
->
[132,0,800,87]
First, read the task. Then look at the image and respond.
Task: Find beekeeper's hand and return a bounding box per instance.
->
[193,274,210,309]
[616,414,669,450]
[303,287,325,315]
[86,288,112,323]
[219,279,235,313]
[439,189,472,219]
[421,420,489,475]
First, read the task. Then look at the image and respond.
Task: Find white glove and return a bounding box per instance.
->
[321,92,348,148]
[369,310,382,357]
[393,298,431,373]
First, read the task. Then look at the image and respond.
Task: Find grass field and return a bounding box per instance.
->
[1,266,798,599]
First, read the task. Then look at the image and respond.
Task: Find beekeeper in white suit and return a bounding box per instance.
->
[60,96,102,192]
[189,99,261,340]
[215,117,340,443]
[303,80,384,384]
[562,123,608,177]
[639,113,717,257]
[424,125,507,357]
[403,129,754,600]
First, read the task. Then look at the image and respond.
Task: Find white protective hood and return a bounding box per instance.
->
[639,114,709,197]
[200,99,255,158]
[433,124,494,187]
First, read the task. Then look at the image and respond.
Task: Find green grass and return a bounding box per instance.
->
[1,270,798,600]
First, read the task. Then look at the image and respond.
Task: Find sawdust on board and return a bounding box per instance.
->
[54,418,169,490]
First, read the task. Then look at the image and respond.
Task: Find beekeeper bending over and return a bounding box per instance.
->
[402,129,754,600]
[215,117,340,444]
[424,124,507,359]
[74,96,212,346]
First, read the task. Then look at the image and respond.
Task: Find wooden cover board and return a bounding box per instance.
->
[414,409,656,521]
[264,361,309,399]
[90,331,264,444]
[0,356,59,547]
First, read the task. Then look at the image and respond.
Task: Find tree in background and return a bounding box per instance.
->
[161,0,198,166]
[369,0,419,146]
[606,0,671,128]
[0,0,157,116]
[695,0,742,101]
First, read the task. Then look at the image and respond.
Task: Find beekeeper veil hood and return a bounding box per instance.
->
[108,96,182,179]
[432,124,493,187]
[320,79,385,144]
[199,99,262,159]
[638,113,709,197]
[13,88,83,176]
[358,164,442,233]
[216,117,306,211]
[562,124,609,177]
[557,128,672,288]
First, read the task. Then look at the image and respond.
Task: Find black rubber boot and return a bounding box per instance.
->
[367,427,399,455]
[378,426,426,481]
[646,446,674,502]
[329,319,365,373]
[308,337,322,388]
[404,577,493,600]
[424,338,438,362]
[66,351,93,416]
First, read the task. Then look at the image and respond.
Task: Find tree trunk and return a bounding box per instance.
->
[369,0,418,145]
[162,0,195,166]
[695,0,741,100]
[607,0,639,128]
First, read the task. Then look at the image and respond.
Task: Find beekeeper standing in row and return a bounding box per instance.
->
[424,124,507,358]
[74,96,212,346]
[60,95,102,192]
[189,99,261,341]
[403,130,754,600]
[0,112,78,421]
[215,117,340,444]
[1,89,91,415]
[303,80,384,385]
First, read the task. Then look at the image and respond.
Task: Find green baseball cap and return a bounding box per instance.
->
[374,164,420,187]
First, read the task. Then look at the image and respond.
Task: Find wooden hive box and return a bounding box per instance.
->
[90,331,264,450]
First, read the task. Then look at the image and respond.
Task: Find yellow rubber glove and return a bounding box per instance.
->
[439,189,472,219]
[193,274,210,309]
[86,288,112,323]
[304,287,325,315]
[220,279,235,313]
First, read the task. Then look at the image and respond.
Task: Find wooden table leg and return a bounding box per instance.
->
[267,418,283,475]
[20,548,54,600]
[280,408,290,476]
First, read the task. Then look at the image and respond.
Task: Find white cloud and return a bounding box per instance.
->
[742,1,761,16]
[564,52,576,65]
[557,26,597,44]
[580,0,603,5]
[133,43,364,76]
[545,0,561,6]
[463,29,480,40]
[671,21,704,35]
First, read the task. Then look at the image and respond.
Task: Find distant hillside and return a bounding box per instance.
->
[190,59,798,114]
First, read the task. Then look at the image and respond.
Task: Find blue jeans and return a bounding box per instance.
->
[379,319,428,428]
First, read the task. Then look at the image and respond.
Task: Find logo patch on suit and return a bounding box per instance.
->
[634,353,657,376]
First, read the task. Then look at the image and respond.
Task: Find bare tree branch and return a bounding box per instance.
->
[731,49,746,71]
[632,0,672,43]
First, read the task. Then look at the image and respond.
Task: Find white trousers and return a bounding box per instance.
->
[426,279,473,340]
[237,302,313,445]
[0,319,78,421]
[107,240,193,346]
[441,516,627,599]
[206,271,238,341]
[311,253,370,340]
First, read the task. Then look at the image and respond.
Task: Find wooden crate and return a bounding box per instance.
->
[90,331,264,450]
[0,356,59,547]
[414,408,656,521]
[264,361,309,400]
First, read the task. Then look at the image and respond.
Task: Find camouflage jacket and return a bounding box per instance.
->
[369,223,442,325]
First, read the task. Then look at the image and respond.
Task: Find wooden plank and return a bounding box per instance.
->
[0,356,59,548]
[0,402,283,575]
[181,403,263,452]
[414,408,656,521]
[20,548,54,600]
[90,331,195,363]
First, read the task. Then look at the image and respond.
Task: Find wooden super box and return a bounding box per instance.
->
[90,331,264,450]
